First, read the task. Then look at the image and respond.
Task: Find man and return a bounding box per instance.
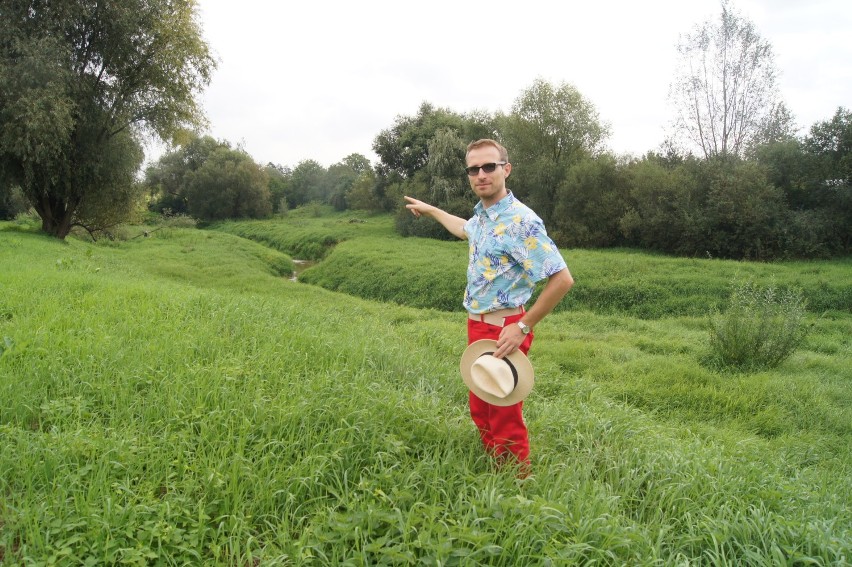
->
[404,138,573,471]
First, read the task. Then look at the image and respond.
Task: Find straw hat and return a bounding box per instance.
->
[460,340,534,406]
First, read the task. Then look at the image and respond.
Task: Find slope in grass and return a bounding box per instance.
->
[1,223,849,565]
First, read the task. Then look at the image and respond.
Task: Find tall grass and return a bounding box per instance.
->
[708,280,810,371]
[1,219,850,565]
[237,214,850,318]
[212,211,395,261]
[298,236,468,311]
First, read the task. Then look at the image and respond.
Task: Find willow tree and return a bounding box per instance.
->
[669,1,785,159]
[498,78,608,223]
[0,0,215,238]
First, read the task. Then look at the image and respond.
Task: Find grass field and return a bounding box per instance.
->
[1,212,850,565]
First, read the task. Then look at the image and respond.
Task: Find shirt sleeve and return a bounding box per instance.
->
[511,213,567,283]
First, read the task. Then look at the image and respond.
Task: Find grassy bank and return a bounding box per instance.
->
[218,212,852,318]
[212,211,396,261]
[1,217,850,565]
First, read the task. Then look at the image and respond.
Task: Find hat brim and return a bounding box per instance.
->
[460,339,534,406]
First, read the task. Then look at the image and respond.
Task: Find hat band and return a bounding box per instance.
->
[480,351,518,390]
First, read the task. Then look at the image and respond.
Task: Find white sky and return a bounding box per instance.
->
[152,0,852,168]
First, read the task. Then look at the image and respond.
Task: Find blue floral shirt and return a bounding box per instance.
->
[463,191,567,314]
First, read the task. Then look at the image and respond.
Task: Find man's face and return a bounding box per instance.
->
[466,145,512,208]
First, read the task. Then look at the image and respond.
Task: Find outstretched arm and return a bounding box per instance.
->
[404,196,468,240]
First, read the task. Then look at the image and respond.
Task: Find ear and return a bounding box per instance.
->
[503,162,512,178]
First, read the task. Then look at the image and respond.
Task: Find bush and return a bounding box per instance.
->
[707,280,809,371]
[394,196,472,241]
[0,185,30,219]
[162,212,198,229]
[13,210,40,228]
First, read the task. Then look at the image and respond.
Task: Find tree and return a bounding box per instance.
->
[620,156,701,253]
[345,170,381,212]
[339,153,372,175]
[801,107,852,252]
[145,136,275,221]
[552,155,628,248]
[184,147,271,221]
[396,127,475,240]
[325,154,373,210]
[0,0,215,239]
[749,101,798,151]
[753,138,806,199]
[372,102,478,179]
[498,79,608,222]
[805,107,852,187]
[145,135,222,215]
[670,0,784,159]
[287,160,328,207]
[374,103,495,225]
[426,128,468,204]
[265,163,292,215]
[702,159,789,259]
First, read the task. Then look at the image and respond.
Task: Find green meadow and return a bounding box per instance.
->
[1,211,850,565]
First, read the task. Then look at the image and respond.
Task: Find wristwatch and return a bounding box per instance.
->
[517,321,531,335]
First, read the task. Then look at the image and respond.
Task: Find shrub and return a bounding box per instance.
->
[162,212,198,229]
[1,185,30,219]
[707,280,809,371]
[13,210,41,228]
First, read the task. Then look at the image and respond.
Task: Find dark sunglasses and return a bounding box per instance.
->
[465,162,506,176]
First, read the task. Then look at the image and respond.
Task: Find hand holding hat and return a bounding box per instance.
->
[460,339,534,406]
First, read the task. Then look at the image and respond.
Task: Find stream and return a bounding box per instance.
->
[289,259,316,282]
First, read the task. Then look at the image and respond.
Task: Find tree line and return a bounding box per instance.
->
[2,0,849,260]
[141,93,850,260]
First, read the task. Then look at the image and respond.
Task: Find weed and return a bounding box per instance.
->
[707,280,809,371]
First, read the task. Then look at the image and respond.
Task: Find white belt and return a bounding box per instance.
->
[468,306,525,326]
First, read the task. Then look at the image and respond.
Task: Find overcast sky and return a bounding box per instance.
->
[152,0,851,168]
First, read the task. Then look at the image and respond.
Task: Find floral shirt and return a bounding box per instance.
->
[463,191,567,314]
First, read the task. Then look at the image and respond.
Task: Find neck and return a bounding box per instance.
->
[481,188,509,209]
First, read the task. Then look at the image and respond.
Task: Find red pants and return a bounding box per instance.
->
[467,313,534,466]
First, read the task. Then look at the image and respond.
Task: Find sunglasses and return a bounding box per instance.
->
[465,162,507,176]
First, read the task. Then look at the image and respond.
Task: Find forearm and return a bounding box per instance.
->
[405,195,467,239]
[521,268,574,328]
[493,268,573,359]
[429,209,467,239]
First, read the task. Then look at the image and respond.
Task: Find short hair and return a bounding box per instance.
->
[466,139,509,163]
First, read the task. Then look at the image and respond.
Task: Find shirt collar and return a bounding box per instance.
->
[474,190,516,221]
